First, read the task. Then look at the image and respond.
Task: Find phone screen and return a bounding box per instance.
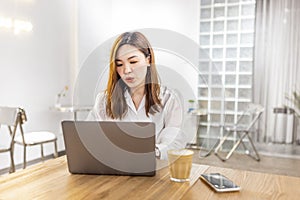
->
[200,173,240,192]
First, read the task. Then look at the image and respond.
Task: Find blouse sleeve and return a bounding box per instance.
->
[156,89,187,160]
[86,92,107,121]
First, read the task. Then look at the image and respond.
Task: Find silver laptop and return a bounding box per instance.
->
[61,121,156,176]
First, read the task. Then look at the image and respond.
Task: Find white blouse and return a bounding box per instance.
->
[86,86,187,160]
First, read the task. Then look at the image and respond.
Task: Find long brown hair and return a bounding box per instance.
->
[106,32,162,119]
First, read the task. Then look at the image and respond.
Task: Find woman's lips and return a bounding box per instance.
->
[125,77,134,83]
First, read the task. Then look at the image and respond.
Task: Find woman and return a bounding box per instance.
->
[87,32,186,160]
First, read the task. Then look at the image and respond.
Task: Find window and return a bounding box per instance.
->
[198,0,256,148]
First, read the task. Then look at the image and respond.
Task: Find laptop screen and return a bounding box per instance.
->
[62,121,156,176]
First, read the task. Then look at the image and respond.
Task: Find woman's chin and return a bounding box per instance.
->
[125,82,137,88]
[127,83,145,90]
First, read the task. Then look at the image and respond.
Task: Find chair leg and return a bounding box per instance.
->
[215,131,250,161]
[224,133,247,160]
[23,146,27,169]
[41,144,44,161]
[238,132,248,151]
[9,149,15,173]
[216,131,260,162]
[54,141,58,158]
[214,131,232,161]
[245,134,260,161]
[235,131,260,161]
[199,139,220,157]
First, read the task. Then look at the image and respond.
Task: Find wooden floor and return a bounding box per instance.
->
[193,149,300,177]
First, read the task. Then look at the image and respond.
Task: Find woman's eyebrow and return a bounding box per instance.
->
[115,55,138,62]
[127,55,138,60]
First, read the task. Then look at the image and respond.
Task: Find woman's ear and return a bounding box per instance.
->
[146,55,150,65]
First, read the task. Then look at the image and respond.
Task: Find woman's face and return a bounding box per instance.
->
[115,44,150,90]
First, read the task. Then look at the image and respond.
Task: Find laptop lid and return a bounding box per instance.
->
[61,121,156,176]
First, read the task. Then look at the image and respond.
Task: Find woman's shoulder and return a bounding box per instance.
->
[159,86,182,104]
[159,86,179,96]
[95,91,107,105]
[96,91,106,98]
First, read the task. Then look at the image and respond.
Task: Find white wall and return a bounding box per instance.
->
[0,0,74,170]
[0,0,200,171]
[77,0,199,142]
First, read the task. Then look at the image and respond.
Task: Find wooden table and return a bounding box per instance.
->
[0,156,299,200]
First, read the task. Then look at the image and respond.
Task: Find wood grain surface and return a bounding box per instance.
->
[1,156,300,199]
[0,156,209,200]
[183,166,300,200]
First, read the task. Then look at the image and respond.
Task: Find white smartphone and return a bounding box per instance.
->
[200,173,241,192]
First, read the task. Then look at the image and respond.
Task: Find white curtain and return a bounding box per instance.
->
[254,0,300,143]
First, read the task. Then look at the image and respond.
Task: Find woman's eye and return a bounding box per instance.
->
[130,61,138,64]
[116,63,123,67]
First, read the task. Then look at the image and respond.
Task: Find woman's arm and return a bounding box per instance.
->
[156,89,187,160]
[86,92,107,121]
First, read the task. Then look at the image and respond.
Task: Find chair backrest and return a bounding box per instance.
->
[0,107,19,126]
[236,103,264,131]
[18,108,27,125]
[0,106,20,148]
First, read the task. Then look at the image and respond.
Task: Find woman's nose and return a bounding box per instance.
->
[124,64,132,74]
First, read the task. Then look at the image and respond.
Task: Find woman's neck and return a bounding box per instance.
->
[130,86,145,110]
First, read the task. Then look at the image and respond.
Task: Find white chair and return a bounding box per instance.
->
[0,107,19,173]
[14,108,58,169]
[214,103,264,161]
